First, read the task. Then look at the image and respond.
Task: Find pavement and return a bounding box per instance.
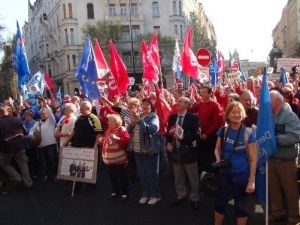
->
[0,168,286,225]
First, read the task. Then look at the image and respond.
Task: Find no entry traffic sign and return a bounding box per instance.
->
[196,48,211,67]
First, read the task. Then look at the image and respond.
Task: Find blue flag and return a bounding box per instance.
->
[238,60,247,81]
[279,67,287,87]
[26,71,44,96]
[56,87,62,103]
[209,50,218,86]
[255,67,277,206]
[13,21,30,90]
[76,36,101,100]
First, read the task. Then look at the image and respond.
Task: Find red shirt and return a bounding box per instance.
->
[189,100,224,137]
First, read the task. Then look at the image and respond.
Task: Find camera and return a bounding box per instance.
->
[211,159,231,171]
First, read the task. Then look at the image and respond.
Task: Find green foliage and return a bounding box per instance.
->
[138,33,175,46]
[81,20,121,47]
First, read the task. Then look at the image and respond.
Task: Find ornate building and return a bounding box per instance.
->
[23,0,216,95]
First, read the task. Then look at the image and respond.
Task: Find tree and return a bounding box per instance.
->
[190,13,216,53]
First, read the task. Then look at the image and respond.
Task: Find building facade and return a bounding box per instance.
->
[23,0,216,95]
[271,0,300,58]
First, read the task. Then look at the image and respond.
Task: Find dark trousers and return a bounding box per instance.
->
[106,164,128,195]
[25,147,39,177]
[198,135,217,173]
[37,144,58,179]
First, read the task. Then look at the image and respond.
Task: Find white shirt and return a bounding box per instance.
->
[55,114,76,147]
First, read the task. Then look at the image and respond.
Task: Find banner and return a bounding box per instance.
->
[57,147,98,184]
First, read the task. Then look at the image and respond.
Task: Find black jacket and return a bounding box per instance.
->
[167,112,199,164]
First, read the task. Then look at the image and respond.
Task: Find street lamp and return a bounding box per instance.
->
[128,0,136,79]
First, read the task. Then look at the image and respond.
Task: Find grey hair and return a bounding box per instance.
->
[81,101,92,110]
[179,96,190,104]
[64,103,76,113]
[270,90,284,103]
[240,90,256,105]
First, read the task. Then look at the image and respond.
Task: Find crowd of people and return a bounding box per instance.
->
[0,66,300,225]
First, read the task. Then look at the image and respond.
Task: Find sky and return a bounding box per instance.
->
[1,0,288,62]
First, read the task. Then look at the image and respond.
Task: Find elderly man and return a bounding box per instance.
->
[167,97,200,209]
[268,90,300,225]
[239,90,258,128]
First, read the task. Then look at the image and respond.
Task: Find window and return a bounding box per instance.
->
[68,3,73,18]
[174,25,178,36]
[178,1,182,15]
[120,3,127,16]
[87,3,94,19]
[130,3,138,16]
[180,24,183,40]
[153,26,160,33]
[122,51,132,66]
[152,2,159,17]
[173,1,177,15]
[132,25,140,40]
[121,25,130,41]
[64,29,69,45]
[67,55,71,70]
[70,28,75,45]
[48,65,52,77]
[63,4,66,18]
[72,55,76,69]
[109,4,116,16]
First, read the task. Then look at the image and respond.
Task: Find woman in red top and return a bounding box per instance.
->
[101,114,130,199]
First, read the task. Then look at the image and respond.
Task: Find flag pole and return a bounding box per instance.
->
[265,161,269,225]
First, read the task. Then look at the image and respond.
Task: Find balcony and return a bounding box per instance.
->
[169,14,184,22]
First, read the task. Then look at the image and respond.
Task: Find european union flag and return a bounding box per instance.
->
[279,67,287,87]
[76,36,101,99]
[13,21,30,90]
[256,67,277,206]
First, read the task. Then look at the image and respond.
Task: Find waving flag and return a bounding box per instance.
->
[238,60,247,81]
[279,67,287,87]
[256,67,277,206]
[155,85,171,135]
[76,36,101,99]
[13,21,30,90]
[56,87,62,104]
[217,50,225,79]
[26,71,44,96]
[148,33,161,67]
[172,38,183,81]
[141,39,159,83]
[94,38,110,78]
[109,40,130,94]
[44,72,56,98]
[210,49,218,86]
[181,27,201,80]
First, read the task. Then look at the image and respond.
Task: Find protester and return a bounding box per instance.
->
[214,101,257,225]
[127,98,161,205]
[268,90,300,225]
[167,96,201,209]
[31,98,57,181]
[101,114,130,199]
[71,96,81,117]
[0,106,33,188]
[54,103,77,148]
[239,90,258,127]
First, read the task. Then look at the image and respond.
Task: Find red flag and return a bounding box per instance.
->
[44,72,56,98]
[109,40,130,94]
[148,33,161,67]
[155,85,171,135]
[217,51,225,79]
[141,39,159,83]
[106,73,119,100]
[181,27,200,80]
[94,38,110,78]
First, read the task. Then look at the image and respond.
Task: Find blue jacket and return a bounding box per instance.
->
[127,112,160,154]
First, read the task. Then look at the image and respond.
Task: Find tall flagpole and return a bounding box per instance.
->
[266,161,269,225]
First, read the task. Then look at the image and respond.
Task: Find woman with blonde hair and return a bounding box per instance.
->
[214,101,257,225]
[101,114,130,199]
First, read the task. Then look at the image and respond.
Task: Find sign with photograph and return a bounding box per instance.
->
[57,147,98,184]
[227,72,240,82]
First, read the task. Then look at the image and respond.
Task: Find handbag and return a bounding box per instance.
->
[30,121,42,147]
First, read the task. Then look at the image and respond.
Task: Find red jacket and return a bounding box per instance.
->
[102,126,129,165]
[189,100,224,137]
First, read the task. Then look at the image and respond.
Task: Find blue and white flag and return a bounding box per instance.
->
[209,49,218,86]
[238,60,247,81]
[256,67,277,206]
[56,87,62,103]
[172,38,183,81]
[76,36,101,99]
[26,71,44,96]
[13,21,30,90]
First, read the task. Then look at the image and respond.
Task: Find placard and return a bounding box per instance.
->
[57,147,98,184]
